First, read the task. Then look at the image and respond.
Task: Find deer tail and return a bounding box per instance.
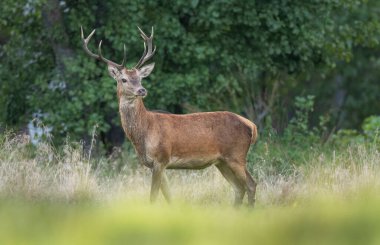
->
[236,115,258,144]
[250,123,258,144]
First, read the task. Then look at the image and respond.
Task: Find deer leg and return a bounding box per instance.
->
[160,171,172,203]
[245,168,257,207]
[228,163,257,207]
[216,163,245,207]
[221,160,258,207]
[150,164,163,203]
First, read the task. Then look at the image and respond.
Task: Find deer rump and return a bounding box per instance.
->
[143,111,256,170]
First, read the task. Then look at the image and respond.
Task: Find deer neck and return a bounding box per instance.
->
[118,96,149,150]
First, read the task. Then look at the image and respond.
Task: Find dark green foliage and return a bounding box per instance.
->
[1,0,380,147]
[248,100,380,178]
[333,115,380,146]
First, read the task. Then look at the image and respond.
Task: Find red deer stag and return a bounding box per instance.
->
[81,26,258,206]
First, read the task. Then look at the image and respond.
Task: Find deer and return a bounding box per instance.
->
[80,26,258,207]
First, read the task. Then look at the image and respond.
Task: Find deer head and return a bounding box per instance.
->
[81,26,156,99]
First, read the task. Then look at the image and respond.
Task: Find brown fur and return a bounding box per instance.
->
[119,99,256,169]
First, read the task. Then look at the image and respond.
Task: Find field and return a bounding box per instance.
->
[1,134,380,245]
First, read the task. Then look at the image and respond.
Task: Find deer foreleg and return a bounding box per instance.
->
[160,172,172,203]
[150,163,163,203]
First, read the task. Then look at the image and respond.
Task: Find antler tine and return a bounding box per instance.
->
[134,26,156,69]
[120,44,127,67]
[135,42,148,67]
[81,26,126,69]
[98,40,124,69]
[81,26,99,59]
[137,26,148,39]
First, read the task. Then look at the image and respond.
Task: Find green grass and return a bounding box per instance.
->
[0,133,380,244]
[1,194,380,245]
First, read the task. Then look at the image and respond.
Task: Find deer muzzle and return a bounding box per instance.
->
[136,88,147,97]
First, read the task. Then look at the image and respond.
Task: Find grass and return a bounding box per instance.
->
[2,195,380,245]
[0,132,380,244]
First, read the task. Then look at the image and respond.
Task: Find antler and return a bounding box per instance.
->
[134,26,156,69]
[80,26,126,69]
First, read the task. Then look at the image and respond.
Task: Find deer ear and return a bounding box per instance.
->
[138,63,155,78]
[107,65,121,80]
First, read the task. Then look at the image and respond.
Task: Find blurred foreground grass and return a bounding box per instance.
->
[0,133,380,244]
[1,194,380,245]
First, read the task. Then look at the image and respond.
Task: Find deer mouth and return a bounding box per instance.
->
[131,93,147,99]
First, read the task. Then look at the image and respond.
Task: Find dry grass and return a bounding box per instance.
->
[256,145,380,206]
[1,133,380,244]
[0,133,379,207]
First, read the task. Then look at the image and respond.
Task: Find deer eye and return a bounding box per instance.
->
[121,78,127,83]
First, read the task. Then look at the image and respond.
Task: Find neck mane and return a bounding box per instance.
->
[118,96,149,153]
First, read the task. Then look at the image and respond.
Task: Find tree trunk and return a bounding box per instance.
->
[331,75,347,129]
[42,0,74,76]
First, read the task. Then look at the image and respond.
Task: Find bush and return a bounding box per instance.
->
[333,115,380,147]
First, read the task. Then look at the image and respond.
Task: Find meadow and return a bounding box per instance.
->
[1,132,379,245]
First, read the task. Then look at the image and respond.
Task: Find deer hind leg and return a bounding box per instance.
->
[245,168,257,207]
[229,163,257,207]
[216,163,246,207]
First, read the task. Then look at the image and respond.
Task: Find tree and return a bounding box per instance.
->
[1,0,379,149]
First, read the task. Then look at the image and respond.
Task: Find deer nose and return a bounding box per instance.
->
[137,88,147,96]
